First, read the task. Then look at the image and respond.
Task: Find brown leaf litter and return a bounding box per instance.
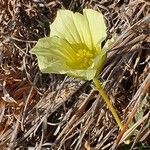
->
[0,0,150,149]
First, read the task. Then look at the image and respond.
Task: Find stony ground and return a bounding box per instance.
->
[0,0,150,149]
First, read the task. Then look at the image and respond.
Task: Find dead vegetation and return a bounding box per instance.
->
[0,0,150,149]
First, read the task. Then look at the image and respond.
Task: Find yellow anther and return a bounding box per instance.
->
[73,48,95,69]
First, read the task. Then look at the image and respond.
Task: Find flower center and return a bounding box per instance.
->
[67,48,95,69]
[76,49,94,68]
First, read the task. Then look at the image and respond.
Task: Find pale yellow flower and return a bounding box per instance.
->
[30,9,107,80]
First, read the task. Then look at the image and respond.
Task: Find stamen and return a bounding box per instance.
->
[67,48,96,69]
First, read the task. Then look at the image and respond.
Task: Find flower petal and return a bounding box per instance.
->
[36,55,68,74]
[50,9,93,50]
[30,36,76,62]
[67,69,97,80]
[30,36,78,73]
[50,10,81,44]
[72,12,93,50]
[83,9,107,47]
[93,49,107,77]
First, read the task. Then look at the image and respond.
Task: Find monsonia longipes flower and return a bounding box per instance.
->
[30,9,107,80]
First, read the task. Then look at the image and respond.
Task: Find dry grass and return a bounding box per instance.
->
[0,0,150,149]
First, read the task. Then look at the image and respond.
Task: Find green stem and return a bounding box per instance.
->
[93,78,123,130]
